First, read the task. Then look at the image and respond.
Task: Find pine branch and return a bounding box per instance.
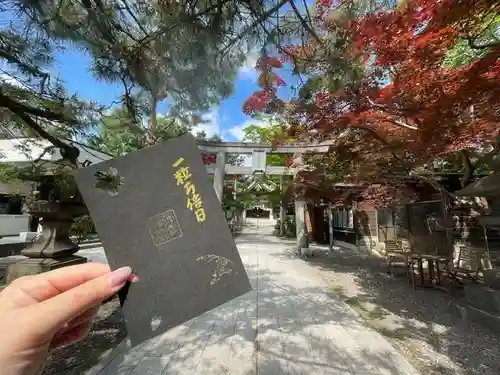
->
[224,0,290,51]
[0,49,48,80]
[0,91,79,164]
[289,0,321,44]
[0,89,77,124]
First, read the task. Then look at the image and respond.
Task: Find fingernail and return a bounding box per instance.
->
[129,274,139,283]
[108,267,132,288]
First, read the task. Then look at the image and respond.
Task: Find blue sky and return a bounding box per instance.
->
[51,47,296,142]
[0,1,315,142]
[46,0,317,143]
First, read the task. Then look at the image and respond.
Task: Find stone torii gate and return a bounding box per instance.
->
[196,140,330,251]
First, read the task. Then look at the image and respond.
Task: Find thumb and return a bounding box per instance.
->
[33,266,132,334]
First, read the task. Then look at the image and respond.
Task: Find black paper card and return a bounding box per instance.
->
[74,134,252,346]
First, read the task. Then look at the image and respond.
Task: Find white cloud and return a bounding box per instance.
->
[0,72,26,89]
[226,126,246,140]
[238,49,260,80]
[190,109,221,138]
[224,118,270,142]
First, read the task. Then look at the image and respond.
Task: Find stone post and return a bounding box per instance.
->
[295,197,308,251]
[440,189,454,260]
[213,151,225,202]
[327,205,333,250]
[280,174,286,236]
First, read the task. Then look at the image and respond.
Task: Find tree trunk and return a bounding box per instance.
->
[146,96,158,146]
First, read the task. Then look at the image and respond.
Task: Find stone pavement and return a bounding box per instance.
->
[84,227,420,375]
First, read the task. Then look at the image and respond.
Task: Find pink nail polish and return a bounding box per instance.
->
[108,267,132,288]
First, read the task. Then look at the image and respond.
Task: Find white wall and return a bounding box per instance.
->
[0,138,111,166]
[0,138,111,194]
[0,138,48,162]
[0,214,30,236]
[0,181,31,195]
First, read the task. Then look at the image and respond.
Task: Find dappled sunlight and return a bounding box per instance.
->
[301,245,500,375]
[50,232,421,374]
[1,1,498,375]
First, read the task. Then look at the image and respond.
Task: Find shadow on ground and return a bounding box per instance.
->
[278,245,500,375]
[126,261,417,375]
[42,298,127,375]
[43,246,417,375]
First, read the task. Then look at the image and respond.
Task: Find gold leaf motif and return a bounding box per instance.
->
[196,254,234,285]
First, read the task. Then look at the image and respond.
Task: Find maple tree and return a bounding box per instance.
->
[244,0,500,203]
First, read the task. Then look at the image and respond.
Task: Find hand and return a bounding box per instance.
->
[0,263,135,375]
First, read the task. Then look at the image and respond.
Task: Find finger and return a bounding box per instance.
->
[50,320,92,349]
[33,266,132,334]
[1,263,111,308]
[64,305,100,331]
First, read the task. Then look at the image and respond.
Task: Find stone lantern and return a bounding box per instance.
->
[6,168,88,283]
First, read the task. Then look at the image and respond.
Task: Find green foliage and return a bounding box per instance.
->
[87,105,245,166]
[242,117,290,166]
[0,0,339,213]
[443,13,499,68]
[0,163,23,183]
[265,187,282,208]
[226,116,295,211]
[275,216,296,238]
[69,214,96,243]
[0,26,99,154]
[17,0,276,121]
[1,0,296,169]
[303,153,356,185]
[0,159,81,204]
[88,106,190,156]
[241,115,286,143]
[228,190,260,210]
[443,39,489,68]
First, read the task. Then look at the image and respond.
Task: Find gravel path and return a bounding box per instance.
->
[42,298,127,375]
[304,245,500,375]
